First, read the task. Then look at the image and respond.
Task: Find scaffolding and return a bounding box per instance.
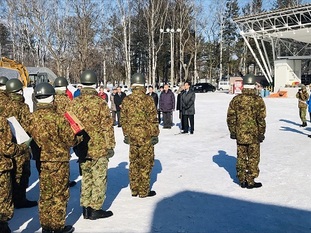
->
[234,4,311,89]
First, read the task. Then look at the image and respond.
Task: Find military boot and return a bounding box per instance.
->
[42,225,74,233]
[240,181,248,188]
[300,122,307,127]
[89,208,113,220]
[0,221,11,233]
[55,225,75,233]
[246,182,262,189]
[139,190,156,198]
[82,207,92,219]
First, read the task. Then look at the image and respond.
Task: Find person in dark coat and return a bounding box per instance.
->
[114,86,127,127]
[147,86,158,109]
[157,86,164,124]
[176,84,185,132]
[181,81,195,134]
[159,84,175,129]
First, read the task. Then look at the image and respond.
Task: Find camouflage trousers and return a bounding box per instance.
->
[299,107,307,123]
[11,152,30,203]
[39,162,69,230]
[129,143,154,197]
[0,171,13,221]
[236,143,260,185]
[80,156,108,210]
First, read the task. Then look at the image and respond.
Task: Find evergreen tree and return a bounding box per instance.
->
[222,0,239,76]
[273,0,302,9]
[0,23,12,57]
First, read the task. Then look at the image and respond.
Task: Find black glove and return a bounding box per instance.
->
[124,136,130,144]
[107,149,114,158]
[258,134,265,143]
[230,134,237,139]
[151,136,159,145]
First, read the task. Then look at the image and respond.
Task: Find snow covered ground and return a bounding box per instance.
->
[10,91,311,232]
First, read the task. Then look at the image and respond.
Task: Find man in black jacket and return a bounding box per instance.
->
[181,81,195,134]
[114,86,127,127]
[147,86,158,109]
[176,84,185,132]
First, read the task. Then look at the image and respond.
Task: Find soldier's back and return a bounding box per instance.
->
[30,107,74,162]
[71,89,114,159]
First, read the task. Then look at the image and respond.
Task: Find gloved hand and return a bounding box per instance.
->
[230,134,237,139]
[151,136,159,145]
[24,137,33,147]
[107,149,114,158]
[123,136,130,144]
[258,134,265,143]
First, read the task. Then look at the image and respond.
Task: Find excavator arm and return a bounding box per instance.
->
[0,57,30,87]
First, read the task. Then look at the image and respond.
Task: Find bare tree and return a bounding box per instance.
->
[140,0,169,86]
[116,0,133,85]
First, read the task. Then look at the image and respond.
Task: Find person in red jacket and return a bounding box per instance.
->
[98,86,108,102]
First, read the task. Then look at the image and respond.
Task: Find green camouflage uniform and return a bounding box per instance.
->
[296,88,309,124]
[54,91,72,115]
[121,87,159,197]
[5,93,31,205]
[28,103,77,231]
[0,90,10,111]
[227,88,266,185]
[0,116,28,222]
[71,88,115,210]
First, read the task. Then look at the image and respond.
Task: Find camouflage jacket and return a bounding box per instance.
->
[121,87,159,145]
[28,103,77,162]
[0,90,10,113]
[71,88,115,159]
[227,88,266,145]
[0,116,28,172]
[5,93,31,132]
[296,90,309,108]
[54,91,72,115]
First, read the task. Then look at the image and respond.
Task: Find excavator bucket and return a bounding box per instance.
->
[0,57,30,87]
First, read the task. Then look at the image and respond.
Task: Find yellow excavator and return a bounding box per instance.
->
[0,57,30,87]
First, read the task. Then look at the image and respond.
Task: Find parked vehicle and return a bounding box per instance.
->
[218,81,230,90]
[192,83,216,93]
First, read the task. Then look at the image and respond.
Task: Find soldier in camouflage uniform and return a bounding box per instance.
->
[5,79,37,209]
[53,77,77,187]
[71,70,115,220]
[0,76,10,110]
[121,73,159,198]
[227,74,266,189]
[296,84,309,127]
[28,83,78,233]
[54,77,72,115]
[0,110,32,233]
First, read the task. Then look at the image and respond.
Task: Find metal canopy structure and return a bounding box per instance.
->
[234,4,311,85]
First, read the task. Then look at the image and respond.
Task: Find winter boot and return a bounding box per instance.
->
[82,207,92,219]
[42,225,74,233]
[246,182,262,189]
[139,190,156,198]
[240,181,248,188]
[55,225,75,233]
[89,208,113,220]
[15,199,38,209]
[300,122,307,127]
[0,221,11,233]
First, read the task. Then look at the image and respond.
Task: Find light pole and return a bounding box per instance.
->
[160,28,181,86]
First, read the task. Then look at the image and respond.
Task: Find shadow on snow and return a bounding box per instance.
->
[150,190,311,233]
